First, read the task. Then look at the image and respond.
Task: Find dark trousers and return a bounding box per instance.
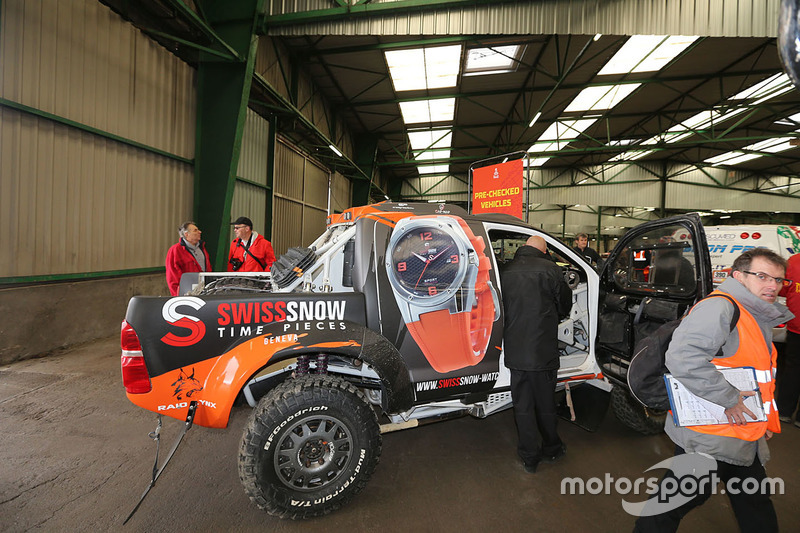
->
[633,447,777,533]
[777,330,800,418]
[510,368,562,463]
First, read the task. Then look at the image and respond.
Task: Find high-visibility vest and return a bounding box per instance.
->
[688,291,781,440]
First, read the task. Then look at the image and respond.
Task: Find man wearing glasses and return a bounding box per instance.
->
[228,216,276,273]
[635,248,793,532]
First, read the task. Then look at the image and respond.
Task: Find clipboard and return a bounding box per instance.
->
[664,367,767,427]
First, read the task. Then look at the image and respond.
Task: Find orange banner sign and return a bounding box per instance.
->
[472,159,524,219]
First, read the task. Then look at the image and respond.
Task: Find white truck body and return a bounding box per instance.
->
[703,224,800,343]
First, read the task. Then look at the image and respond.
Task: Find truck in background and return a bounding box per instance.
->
[703,224,800,343]
[704,224,800,285]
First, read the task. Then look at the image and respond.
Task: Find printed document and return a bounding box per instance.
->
[664,367,766,426]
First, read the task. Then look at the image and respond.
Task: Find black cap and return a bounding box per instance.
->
[231,216,253,228]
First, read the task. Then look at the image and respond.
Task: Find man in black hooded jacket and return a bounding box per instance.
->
[501,235,573,473]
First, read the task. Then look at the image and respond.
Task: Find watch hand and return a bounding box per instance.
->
[412,252,427,262]
[429,245,452,263]
[415,259,431,289]
[414,245,452,289]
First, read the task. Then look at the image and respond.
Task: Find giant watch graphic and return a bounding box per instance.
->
[385,215,499,373]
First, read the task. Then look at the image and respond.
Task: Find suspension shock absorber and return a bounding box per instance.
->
[296,354,310,375]
[316,353,328,375]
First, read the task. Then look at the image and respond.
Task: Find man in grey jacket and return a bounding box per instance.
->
[635,248,793,532]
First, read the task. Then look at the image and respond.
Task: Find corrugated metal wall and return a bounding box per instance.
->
[330,172,354,214]
[231,109,271,247]
[266,0,779,38]
[272,138,344,255]
[0,0,195,279]
[400,175,468,200]
[254,36,354,160]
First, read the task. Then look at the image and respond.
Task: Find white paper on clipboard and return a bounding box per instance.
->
[664,367,766,427]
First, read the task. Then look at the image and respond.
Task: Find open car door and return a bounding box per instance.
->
[595,213,713,434]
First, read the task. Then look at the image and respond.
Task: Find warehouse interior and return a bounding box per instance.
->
[2,0,800,530]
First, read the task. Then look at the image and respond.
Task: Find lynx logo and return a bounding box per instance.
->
[171,367,204,400]
[161,297,206,347]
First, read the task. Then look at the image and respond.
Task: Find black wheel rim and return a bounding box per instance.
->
[273,415,353,491]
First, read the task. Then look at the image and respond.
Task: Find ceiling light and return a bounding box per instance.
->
[528,111,542,128]
[769,184,791,191]
[720,215,731,219]
[329,144,343,157]
[593,34,602,41]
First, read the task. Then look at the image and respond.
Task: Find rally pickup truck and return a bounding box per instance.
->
[120,201,714,519]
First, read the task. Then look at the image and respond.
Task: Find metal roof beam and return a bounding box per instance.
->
[259,0,522,31]
[346,69,778,107]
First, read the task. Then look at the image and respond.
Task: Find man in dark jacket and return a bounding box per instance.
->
[501,235,573,473]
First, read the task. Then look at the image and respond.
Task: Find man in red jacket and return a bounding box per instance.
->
[165,221,212,296]
[228,216,276,272]
[778,253,800,426]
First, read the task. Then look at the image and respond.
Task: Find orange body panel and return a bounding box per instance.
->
[127,334,361,428]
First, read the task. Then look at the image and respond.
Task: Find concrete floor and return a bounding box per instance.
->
[2,338,799,532]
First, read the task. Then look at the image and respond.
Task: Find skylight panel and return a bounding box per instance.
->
[413,149,451,162]
[528,141,563,153]
[408,129,453,151]
[385,49,425,91]
[638,36,698,72]
[538,119,598,142]
[597,35,697,75]
[417,164,450,175]
[704,136,798,166]
[564,84,641,112]
[464,45,521,75]
[729,73,791,101]
[385,45,461,92]
[705,152,761,166]
[608,149,655,162]
[399,98,456,124]
[641,107,748,145]
[598,36,665,75]
[525,156,552,167]
[775,112,800,126]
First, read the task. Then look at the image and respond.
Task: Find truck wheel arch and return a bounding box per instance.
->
[241,324,414,415]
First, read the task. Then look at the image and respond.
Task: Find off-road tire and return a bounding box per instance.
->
[610,385,666,435]
[238,374,381,519]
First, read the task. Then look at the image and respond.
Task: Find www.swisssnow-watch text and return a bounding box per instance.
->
[386,215,499,373]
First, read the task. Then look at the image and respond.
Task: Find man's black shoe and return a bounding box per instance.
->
[523,460,540,473]
[543,444,567,464]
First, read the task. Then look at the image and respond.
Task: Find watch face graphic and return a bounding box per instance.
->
[385,215,500,374]
[389,227,463,297]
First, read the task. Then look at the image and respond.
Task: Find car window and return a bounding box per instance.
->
[488,229,582,271]
[611,223,697,296]
[491,231,528,266]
